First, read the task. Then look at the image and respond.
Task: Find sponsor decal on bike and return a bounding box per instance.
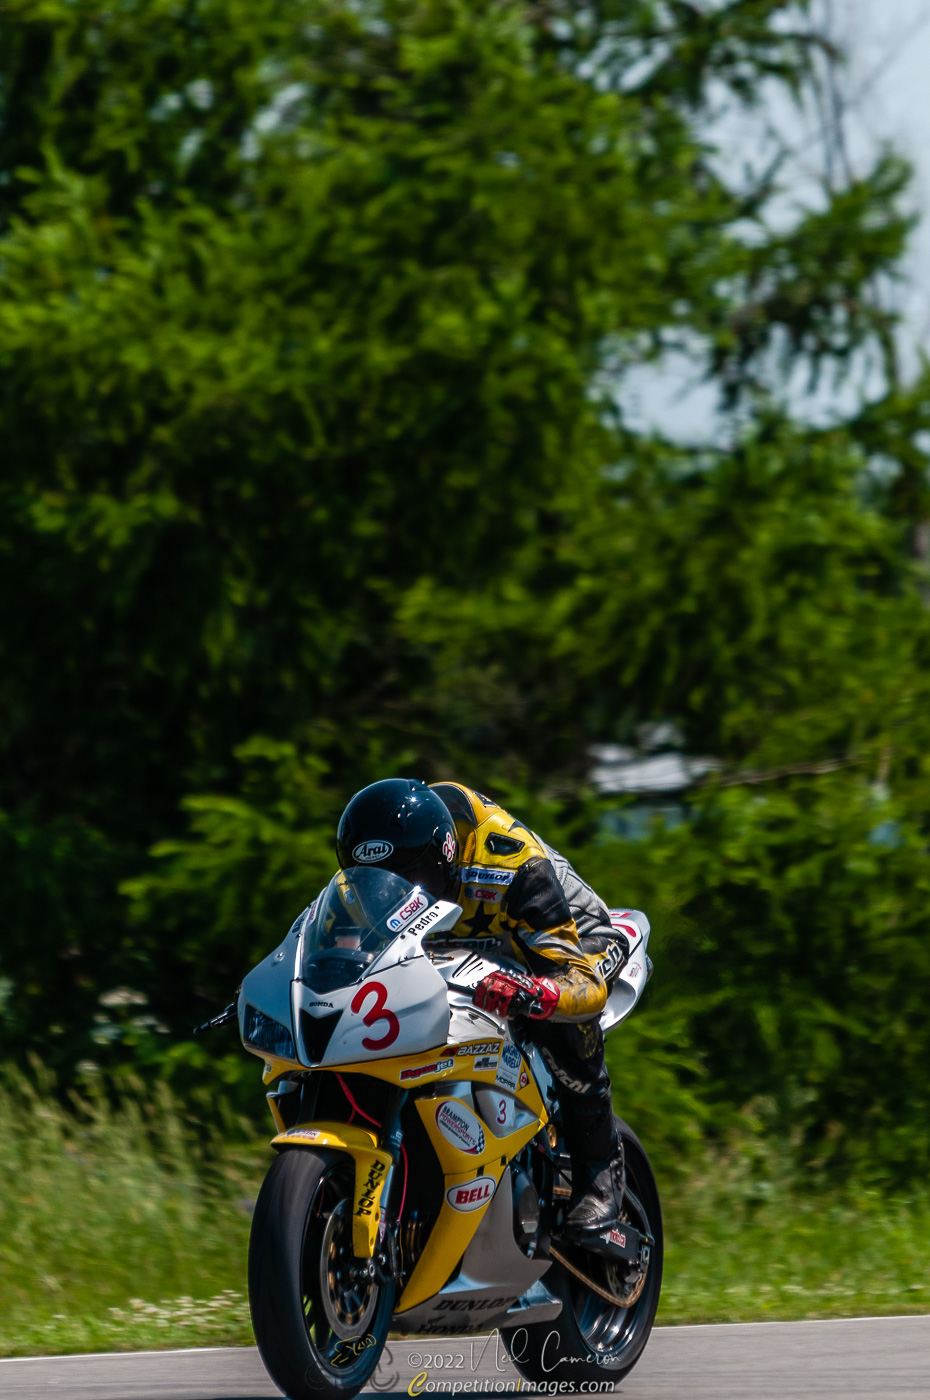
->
[442,831,456,862]
[435,1295,511,1311]
[471,886,502,903]
[435,1101,485,1155]
[330,1334,377,1367]
[455,1040,502,1057]
[461,866,515,886]
[387,889,430,933]
[400,1056,455,1082]
[494,1042,521,1092]
[445,1175,496,1212]
[609,1228,627,1248]
[354,1157,387,1218]
[402,905,443,938]
[305,999,334,1008]
[625,961,642,980]
[353,839,394,863]
[474,1053,500,1071]
[282,1127,320,1139]
[518,1068,529,1088]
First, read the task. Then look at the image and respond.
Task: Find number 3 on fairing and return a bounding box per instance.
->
[350,981,400,1050]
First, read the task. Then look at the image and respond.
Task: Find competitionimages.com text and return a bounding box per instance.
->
[407,1379,616,1395]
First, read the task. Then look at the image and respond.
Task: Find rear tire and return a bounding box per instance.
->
[502,1117,662,1386]
[249,1148,394,1400]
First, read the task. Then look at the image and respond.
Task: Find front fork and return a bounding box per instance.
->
[269,1082,408,1281]
[367,1087,407,1286]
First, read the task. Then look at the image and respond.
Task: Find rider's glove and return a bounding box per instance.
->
[474,970,560,1021]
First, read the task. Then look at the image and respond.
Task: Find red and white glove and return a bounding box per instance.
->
[473,970,560,1021]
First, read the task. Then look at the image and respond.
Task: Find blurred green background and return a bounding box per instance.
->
[2,0,930,1351]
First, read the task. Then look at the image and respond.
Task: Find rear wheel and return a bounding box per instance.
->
[503,1117,662,1386]
[249,1148,394,1400]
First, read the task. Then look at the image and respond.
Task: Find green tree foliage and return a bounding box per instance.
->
[2,0,929,1177]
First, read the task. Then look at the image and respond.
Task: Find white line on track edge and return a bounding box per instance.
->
[3,1314,930,1363]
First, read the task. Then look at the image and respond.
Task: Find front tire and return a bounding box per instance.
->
[503,1117,663,1387]
[249,1148,394,1400]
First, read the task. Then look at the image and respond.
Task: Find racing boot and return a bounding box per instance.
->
[562,1137,625,1238]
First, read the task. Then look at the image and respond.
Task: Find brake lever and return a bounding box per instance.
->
[192,1001,238,1036]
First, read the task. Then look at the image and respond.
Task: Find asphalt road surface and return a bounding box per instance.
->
[1,1316,927,1399]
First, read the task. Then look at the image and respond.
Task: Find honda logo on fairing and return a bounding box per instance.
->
[353,840,394,863]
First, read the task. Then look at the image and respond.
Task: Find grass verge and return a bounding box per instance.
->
[0,1075,927,1356]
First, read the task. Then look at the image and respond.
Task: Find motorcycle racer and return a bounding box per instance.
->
[335,777,636,1237]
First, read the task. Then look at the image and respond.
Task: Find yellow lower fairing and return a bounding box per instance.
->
[271,1120,392,1259]
[396,1162,508,1313]
[395,1094,543,1312]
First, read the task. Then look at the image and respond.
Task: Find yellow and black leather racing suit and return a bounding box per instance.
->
[431,782,621,1165]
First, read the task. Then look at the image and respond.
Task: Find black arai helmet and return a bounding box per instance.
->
[336,778,458,899]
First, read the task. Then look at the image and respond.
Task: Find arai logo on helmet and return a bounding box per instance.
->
[442,830,456,862]
[352,839,394,863]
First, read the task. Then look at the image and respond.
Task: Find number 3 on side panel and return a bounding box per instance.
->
[350,981,400,1051]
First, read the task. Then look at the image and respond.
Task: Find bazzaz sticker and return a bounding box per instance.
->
[456,1040,502,1057]
[435,1101,485,1155]
[474,1053,500,1071]
[353,839,394,863]
[461,866,515,886]
[399,1056,455,1082]
[445,1176,496,1212]
[387,890,430,933]
[495,1042,521,1092]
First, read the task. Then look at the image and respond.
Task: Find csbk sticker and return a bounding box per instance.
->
[471,886,502,903]
[435,1101,485,1155]
[387,890,430,933]
[445,1175,497,1212]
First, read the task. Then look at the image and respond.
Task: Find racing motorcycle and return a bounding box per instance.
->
[226,865,661,1399]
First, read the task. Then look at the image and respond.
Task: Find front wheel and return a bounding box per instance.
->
[503,1117,663,1387]
[249,1148,394,1400]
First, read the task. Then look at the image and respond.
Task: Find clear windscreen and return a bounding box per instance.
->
[301,866,433,992]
